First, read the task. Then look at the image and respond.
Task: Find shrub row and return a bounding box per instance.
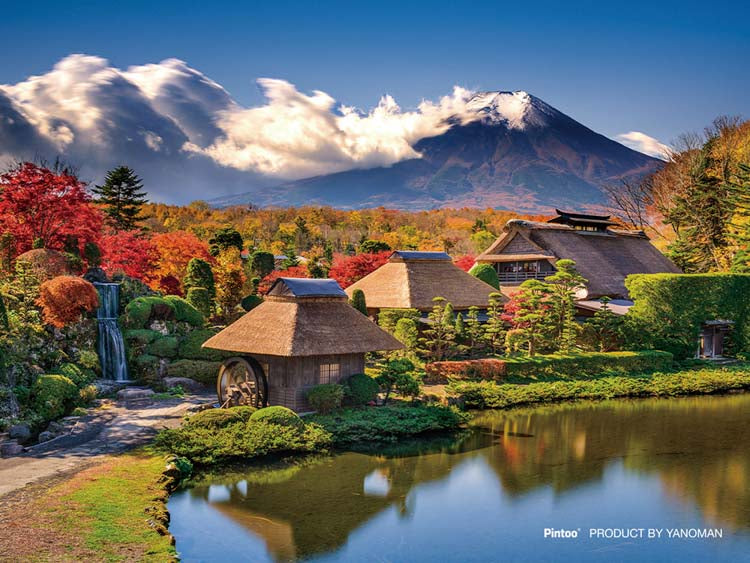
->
[449,366,750,410]
[424,351,674,384]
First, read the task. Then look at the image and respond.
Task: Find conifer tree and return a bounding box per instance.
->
[508,279,554,356]
[418,297,457,361]
[92,166,148,231]
[483,292,506,355]
[583,297,623,352]
[545,259,587,353]
[349,289,368,315]
[464,306,485,358]
[393,317,419,356]
[183,258,216,308]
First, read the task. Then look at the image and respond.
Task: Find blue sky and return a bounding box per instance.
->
[2,0,748,145]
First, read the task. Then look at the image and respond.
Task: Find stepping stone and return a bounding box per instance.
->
[0,441,24,457]
[117,388,156,402]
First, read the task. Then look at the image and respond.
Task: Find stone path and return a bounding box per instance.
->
[0,391,215,499]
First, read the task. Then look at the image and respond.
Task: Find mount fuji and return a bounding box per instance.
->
[211,91,661,212]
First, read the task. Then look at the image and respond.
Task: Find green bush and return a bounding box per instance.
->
[309,405,469,445]
[77,349,100,374]
[177,329,226,361]
[625,273,750,359]
[502,351,674,381]
[163,295,205,327]
[450,366,750,410]
[166,359,221,385]
[186,408,243,430]
[123,329,160,346]
[0,294,8,331]
[132,354,160,383]
[468,263,500,289]
[55,363,96,388]
[124,296,174,329]
[147,336,179,359]
[249,406,304,429]
[349,289,368,315]
[307,384,344,414]
[186,287,212,318]
[183,258,216,301]
[78,384,98,405]
[344,373,380,405]
[153,418,331,465]
[378,308,421,333]
[31,374,78,423]
[240,294,263,312]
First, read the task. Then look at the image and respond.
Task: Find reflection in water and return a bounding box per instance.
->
[169,394,750,562]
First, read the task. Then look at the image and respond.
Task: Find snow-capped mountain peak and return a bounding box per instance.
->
[465,90,558,129]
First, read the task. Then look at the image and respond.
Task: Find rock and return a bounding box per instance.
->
[38,431,55,443]
[117,388,156,402]
[95,380,126,397]
[83,267,109,283]
[0,441,24,457]
[46,421,65,434]
[163,377,205,393]
[149,320,169,335]
[9,423,31,443]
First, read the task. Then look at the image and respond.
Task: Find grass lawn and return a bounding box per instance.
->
[0,452,176,562]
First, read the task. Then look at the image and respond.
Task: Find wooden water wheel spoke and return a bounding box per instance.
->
[217,357,268,409]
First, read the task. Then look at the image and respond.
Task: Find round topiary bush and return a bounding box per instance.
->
[186,287,212,318]
[186,408,242,429]
[240,294,263,312]
[344,373,380,406]
[468,263,500,289]
[32,374,78,423]
[231,405,257,421]
[307,383,344,414]
[164,295,205,327]
[249,406,303,428]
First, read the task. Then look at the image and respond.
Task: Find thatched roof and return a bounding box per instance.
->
[477,219,681,298]
[202,278,403,356]
[345,250,500,311]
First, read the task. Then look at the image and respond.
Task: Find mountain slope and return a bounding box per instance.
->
[211,91,661,212]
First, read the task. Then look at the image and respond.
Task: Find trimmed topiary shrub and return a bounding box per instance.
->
[32,374,78,423]
[186,287,212,318]
[166,359,222,385]
[186,408,242,429]
[344,373,380,405]
[178,329,226,361]
[164,295,205,327]
[240,294,263,312]
[249,406,304,429]
[378,308,421,333]
[147,336,179,359]
[469,263,500,289]
[349,289,367,315]
[307,383,344,414]
[124,296,174,329]
[37,276,99,328]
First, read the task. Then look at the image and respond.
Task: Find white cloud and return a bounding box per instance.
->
[615,131,671,159]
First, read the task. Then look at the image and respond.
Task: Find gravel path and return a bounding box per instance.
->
[0,391,214,500]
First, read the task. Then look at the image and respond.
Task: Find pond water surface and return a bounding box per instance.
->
[168,394,750,562]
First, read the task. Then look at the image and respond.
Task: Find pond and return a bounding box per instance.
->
[168,394,750,562]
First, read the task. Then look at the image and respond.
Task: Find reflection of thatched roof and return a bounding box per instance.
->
[477,219,681,298]
[202,278,403,356]
[345,251,499,311]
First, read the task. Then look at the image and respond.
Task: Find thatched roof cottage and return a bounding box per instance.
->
[476,210,681,305]
[203,278,402,412]
[344,250,500,314]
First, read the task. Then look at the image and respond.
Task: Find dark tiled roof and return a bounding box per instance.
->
[390,251,452,262]
[269,278,347,298]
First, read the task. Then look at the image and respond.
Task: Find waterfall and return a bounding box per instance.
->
[93,282,129,382]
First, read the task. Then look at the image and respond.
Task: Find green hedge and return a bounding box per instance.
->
[625,273,750,359]
[166,359,221,385]
[177,329,226,361]
[450,366,750,409]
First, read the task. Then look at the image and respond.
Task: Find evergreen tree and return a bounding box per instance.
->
[469,263,499,289]
[393,317,419,356]
[376,358,421,405]
[482,292,506,355]
[349,289,368,315]
[464,306,485,358]
[92,166,148,231]
[249,251,275,279]
[507,279,554,356]
[418,297,457,361]
[183,258,216,307]
[583,297,623,352]
[545,259,587,353]
[209,227,243,256]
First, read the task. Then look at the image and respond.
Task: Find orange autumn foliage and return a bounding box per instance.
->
[37,276,99,328]
[149,231,213,291]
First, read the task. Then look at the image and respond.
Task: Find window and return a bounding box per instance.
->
[319,363,340,384]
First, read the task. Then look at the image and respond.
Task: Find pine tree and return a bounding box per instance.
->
[418,297,457,361]
[393,317,419,356]
[483,292,506,356]
[464,306,485,358]
[92,166,148,231]
[508,279,554,356]
[545,259,587,353]
[583,297,623,352]
[183,258,216,309]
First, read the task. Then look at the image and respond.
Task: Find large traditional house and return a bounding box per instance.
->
[344,250,500,315]
[476,210,681,313]
[202,278,402,412]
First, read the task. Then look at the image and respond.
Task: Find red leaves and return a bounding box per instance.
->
[424,359,507,384]
[0,162,102,255]
[453,254,475,272]
[99,230,158,282]
[37,276,99,328]
[328,251,391,288]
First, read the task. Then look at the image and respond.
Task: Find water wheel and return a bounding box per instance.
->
[217,356,268,408]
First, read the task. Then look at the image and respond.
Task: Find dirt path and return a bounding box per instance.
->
[0,391,214,501]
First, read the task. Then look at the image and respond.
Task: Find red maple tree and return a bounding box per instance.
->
[99,230,159,282]
[328,251,391,288]
[0,163,102,256]
[453,254,475,272]
[258,265,309,295]
[149,231,213,291]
